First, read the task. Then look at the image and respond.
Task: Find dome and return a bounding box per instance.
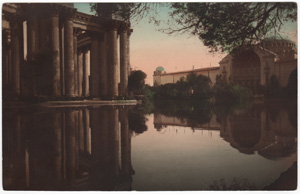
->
[156,66,165,72]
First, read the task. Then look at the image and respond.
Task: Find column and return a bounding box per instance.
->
[27,12,39,96]
[73,29,79,96]
[78,50,83,97]
[10,15,21,97]
[119,23,129,96]
[39,15,49,51]
[106,21,120,98]
[90,35,100,98]
[83,48,89,97]
[98,33,108,98]
[64,11,75,97]
[50,10,61,96]
[127,29,132,78]
[2,29,10,86]
[59,19,65,96]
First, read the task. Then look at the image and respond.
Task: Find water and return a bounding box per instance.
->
[2,101,297,190]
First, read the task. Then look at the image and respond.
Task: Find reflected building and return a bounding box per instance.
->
[2,106,134,190]
[153,104,297,158]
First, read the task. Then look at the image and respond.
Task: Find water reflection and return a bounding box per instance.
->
[3,106,135,190]
[153,102,297,159]
[2,101,297,190]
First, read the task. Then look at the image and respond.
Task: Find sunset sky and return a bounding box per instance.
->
[74,2,297,85]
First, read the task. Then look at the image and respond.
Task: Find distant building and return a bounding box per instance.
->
[153,66,220,86]
[153,36,297,92]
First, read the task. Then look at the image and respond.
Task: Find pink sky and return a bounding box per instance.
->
[74,3,297,85]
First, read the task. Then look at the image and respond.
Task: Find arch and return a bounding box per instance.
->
[232,50,261,92]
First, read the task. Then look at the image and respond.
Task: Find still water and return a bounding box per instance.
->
[2,101,297,190]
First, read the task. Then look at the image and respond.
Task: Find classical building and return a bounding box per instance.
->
[153,66,220,86]
[153,36,297,92]
[2,3,132,100]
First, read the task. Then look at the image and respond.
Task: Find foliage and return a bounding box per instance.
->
[284,68,297,98]
[128,70,147,95]
[154,73,212,100]
[265,75,280,98]
[90,3,162,23]
[154,100,213,127]
[128,106,148,134]
[167,2,297,52]
[212,82,253,103]
[187,73,213,99]
[90,3,296,52]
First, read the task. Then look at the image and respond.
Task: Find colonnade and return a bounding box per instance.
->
[2,106,134,190]
[2,3,131,100]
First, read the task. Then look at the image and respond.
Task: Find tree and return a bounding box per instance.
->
[164,2,296,52]
[128,70,147,95]
[90,3,161,23]
[187,73,212,99]
[90,2,296,52]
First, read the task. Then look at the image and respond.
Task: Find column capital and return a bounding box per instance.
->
[105,20,121,31]
[61,6,76,20]
[118,22,129,33]
[48,4,62,17]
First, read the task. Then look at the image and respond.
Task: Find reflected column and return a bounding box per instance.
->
[53,111,62,184]
[107,107,120,177]
[65,110,76,182]
[120,107,134,183]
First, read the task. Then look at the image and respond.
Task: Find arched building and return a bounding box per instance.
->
[2,3,132,100]
[220,36,297,92]
[153,36,297,93]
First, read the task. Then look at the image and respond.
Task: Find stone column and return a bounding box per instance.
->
[27,12,39,97]
[83,47,89,97]
[73,28,80,97]
[64,10,75,97]
[39,15,49,51]
[106,21,120,98]
[59,20,65,96]
[2,29,10,86]
[78,50,83,97]
[90,34,100,98]
[10,15,21,97]
[98,33,108,98]
[127,29,132,77]
[49,9,61,96]
[119,23,129,96]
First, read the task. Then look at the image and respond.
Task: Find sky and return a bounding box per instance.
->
[74,2,297,85]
